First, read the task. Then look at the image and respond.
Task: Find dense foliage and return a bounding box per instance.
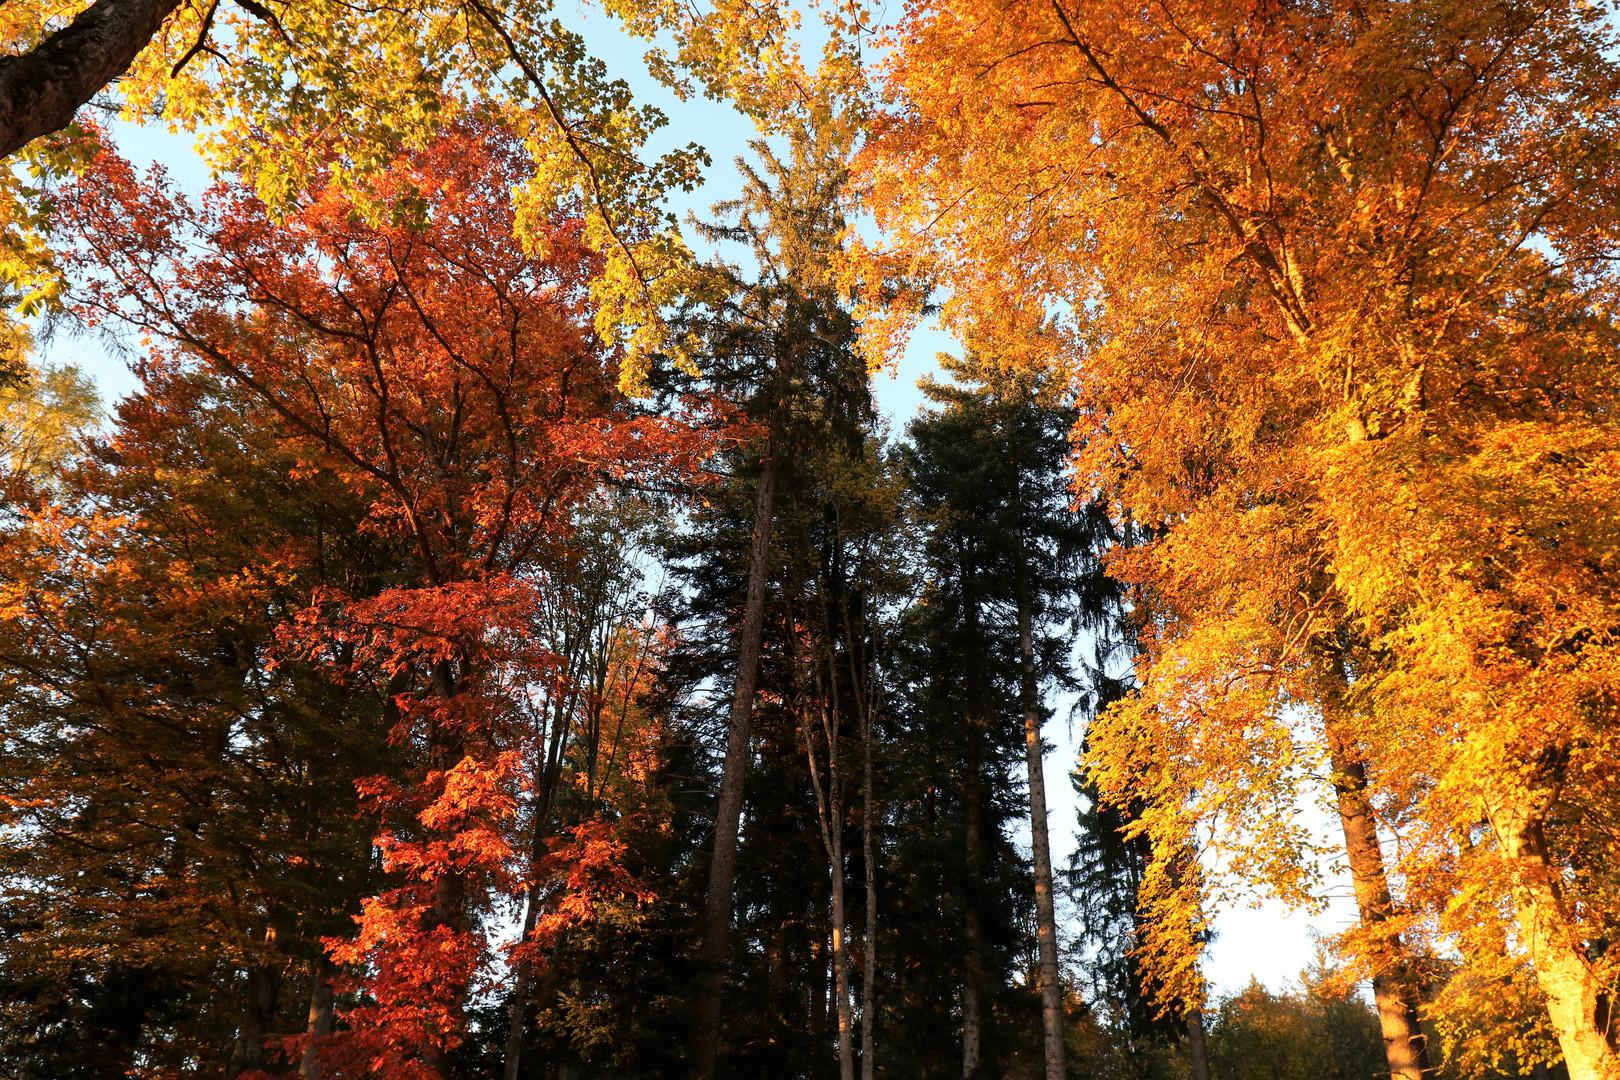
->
[3,1,1616,1078]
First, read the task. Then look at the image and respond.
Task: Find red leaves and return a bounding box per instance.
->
[54,121,699,1078]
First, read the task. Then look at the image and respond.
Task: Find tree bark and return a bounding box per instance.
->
[1186,1008,1212,1080]
[227,960,282,1079]
[962,738,987,1080]
[0,0,184,159]
[1322,705,1431,1080]
[861,705,878,1080]
[831,826,856,1080]
[300,956,336,1080]
[1015,528,1066,1080]
[1483,787,1620,1080]
[691,427,780,1078]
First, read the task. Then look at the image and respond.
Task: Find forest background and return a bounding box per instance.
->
[3,2,1620,1080]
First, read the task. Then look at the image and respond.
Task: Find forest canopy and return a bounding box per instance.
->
[2,2,1618,1079]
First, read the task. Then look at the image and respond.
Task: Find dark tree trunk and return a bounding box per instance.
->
[962,737,988,1080]
[0,0,184,159]
[299,957,336,1080]
[1186,1008,1211,1080]
[227,961,282,1079]
[691,427,780,1078]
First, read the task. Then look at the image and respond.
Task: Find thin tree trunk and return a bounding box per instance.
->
[692,427,780,1078]
[502,882,545,1080]
[861,706,878,1080]
[1186,1008,1212,1080]
[962,740,987,1080]
[1323,705,1431,1080]
[300,956,336,1080]
[805,677,854,1080]
[831,831,856,1080]
[1015,529,1066,1080]
[1482,786,1620,1080]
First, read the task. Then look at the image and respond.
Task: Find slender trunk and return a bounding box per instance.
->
[504,776,565,1080]
[300,956,336,1080]
[1483,786,1620,1080]
[1531,1060,1553,1080]
[1186,1008,1212,1080]
[502,883,544,1080]
[861,710,878,1080]
[832,832,856,1080]
[692,427,780,1078]
[962,739,987,1080]
[806,683,853,1080]
[1015,529,1066,1080]
[1323,709,1431,1080]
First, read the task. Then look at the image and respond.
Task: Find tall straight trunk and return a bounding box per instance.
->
[962,739,987,1080]
[1482,785,1620,1080]
[806,683,854,1080]
[300,956,336,1080]
[1015,530,1066,1080]
[1186,1008,1212,1080]
[1321,690,1431,1080]
[502,878,545,1080]
[831,830,856,1080]
[861,711,878,1080]
[692,427,780,1078]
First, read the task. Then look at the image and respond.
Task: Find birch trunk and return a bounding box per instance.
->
[1015,530,1066,1080]
[692,427,780,1078]
[831,832,856,1080]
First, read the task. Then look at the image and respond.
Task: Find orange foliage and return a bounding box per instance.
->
[54,121,709,1075]
[857,0,1620,1070]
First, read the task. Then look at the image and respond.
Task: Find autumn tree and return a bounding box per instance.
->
[54,120,705,1078]
[0,366,401,1077]
[647,113,873,1078]
[897,347,1110,1079]
[859,2,1620,1075]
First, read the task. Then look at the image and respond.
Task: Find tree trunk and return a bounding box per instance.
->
[502,883,544,1080]
[1323,711,1431,1080]
[1015,531,1066,1080]
[962,740,987,1080]
[1483,787,1620,1080]
[1186,1008,1212,1080]
[861,709,878,1080]
[300,957,336,1080]
[0,0,185,159]
[227,961,282,1079]
[691,427,780,1078]
[832,829,856,1080]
